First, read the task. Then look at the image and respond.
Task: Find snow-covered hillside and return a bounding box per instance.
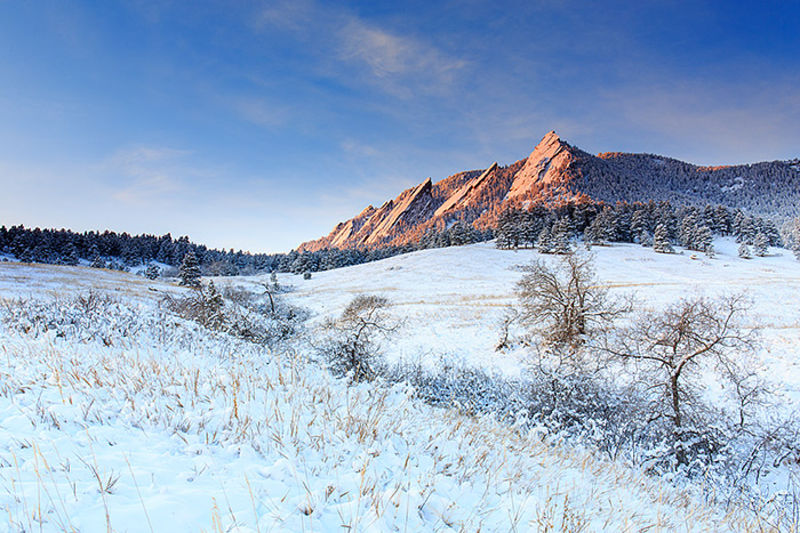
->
[255,239,800,399]
[1,241,798,531]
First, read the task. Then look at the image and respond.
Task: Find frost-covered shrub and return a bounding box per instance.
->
[0,292,200,350]
[163,283,306,346]
[318,295,398,383]
[1,291,144,345]
[385,355,799,521]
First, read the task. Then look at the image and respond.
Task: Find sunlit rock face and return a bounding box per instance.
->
[299,131,800,251]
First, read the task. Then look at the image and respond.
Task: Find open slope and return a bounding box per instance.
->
[276,239,800,399]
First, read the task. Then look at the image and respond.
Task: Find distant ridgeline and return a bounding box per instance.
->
[2,199,797,279]
[298,132,800,252]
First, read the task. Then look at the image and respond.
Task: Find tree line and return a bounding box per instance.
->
[2,201,798,278]
[0,222,487,276]
[494,200,795,259]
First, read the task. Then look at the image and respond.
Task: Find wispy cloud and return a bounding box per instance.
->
[336,18,465,92]
[340,138,382,158]
[103,146,192,205]
[230,97,290,128]
[255,0,466,96]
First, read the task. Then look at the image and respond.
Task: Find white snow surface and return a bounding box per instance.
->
[0,241,797,531]
[250,239,800,402]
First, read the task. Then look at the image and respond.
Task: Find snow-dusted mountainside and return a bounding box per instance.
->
[300,131,800,251]
[3,249,785,531]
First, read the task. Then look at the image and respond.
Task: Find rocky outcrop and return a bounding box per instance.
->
[434,162,498,217]
[298,131,800,251]
[363,178,434,246]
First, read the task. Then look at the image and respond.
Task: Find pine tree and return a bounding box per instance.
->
[145,264,160,280]
[203,281,226,330]
[679,212,698,249]
[695,225,713,255]
[62,242,79,266]
[653,224,673,254]
[179,251,202,288]
[537,227,553,254]
[737,217,755,244]
[631,209,649,244]
[582,227,593,250]
[551,218,572,254]
[738,242,752,259]
[753,232,768,257]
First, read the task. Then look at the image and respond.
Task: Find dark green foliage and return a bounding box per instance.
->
[179,252,202,288]
[145,264,160,280]
[653,224,673,254]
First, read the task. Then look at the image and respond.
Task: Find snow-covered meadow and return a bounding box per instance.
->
[252,239,800,399]
[0,239,798,531]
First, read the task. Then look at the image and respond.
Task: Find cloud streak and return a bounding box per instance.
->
[102,146,192,205]
[256,0,466,97]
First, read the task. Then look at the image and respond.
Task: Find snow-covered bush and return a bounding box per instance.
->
[162,282,306,345]
[515,253,631,351]
[318,295,398,382]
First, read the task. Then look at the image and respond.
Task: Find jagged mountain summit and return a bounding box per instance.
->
[300,131,800,251]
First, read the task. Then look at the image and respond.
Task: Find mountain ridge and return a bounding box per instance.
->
[299,132,800,251]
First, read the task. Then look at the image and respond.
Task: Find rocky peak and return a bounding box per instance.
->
[506,131,575,200]
[298,130,799,252]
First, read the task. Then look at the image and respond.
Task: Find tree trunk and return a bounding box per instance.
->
[670,373,687,465]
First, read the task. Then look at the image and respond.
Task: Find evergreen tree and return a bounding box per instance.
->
[582,227,593,250]
[551,218,572,254]
[653,224,673,254]
[537,227,553,254]
[203,281,226,330]
[738,243,752,259]
[695,225,713,256]
[145,264,161,280]
[179,251,202,287]
[631,209,649,244]
[753,232,768,257]
[679,212,698,249]
[62,242,80,266]
[737,217,756,244]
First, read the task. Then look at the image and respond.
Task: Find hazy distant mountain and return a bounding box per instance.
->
[299,131,800,251]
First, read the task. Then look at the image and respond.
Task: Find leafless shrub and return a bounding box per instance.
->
[603,293,761,466]
[516,253,631,353]
[163,282,305,345]
[319,295,399,383]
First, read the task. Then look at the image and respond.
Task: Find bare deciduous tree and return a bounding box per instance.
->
[603,294,760,465]
[516,253,630,352]
[321,295,399,382]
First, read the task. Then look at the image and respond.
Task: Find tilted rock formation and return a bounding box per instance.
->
[434,162,498,218]
[299,131,800,251]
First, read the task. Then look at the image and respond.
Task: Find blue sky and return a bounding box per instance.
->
[1,1,798,253]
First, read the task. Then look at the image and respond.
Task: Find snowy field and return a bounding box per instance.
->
[236,238,800,400]
[0,241,798,531]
